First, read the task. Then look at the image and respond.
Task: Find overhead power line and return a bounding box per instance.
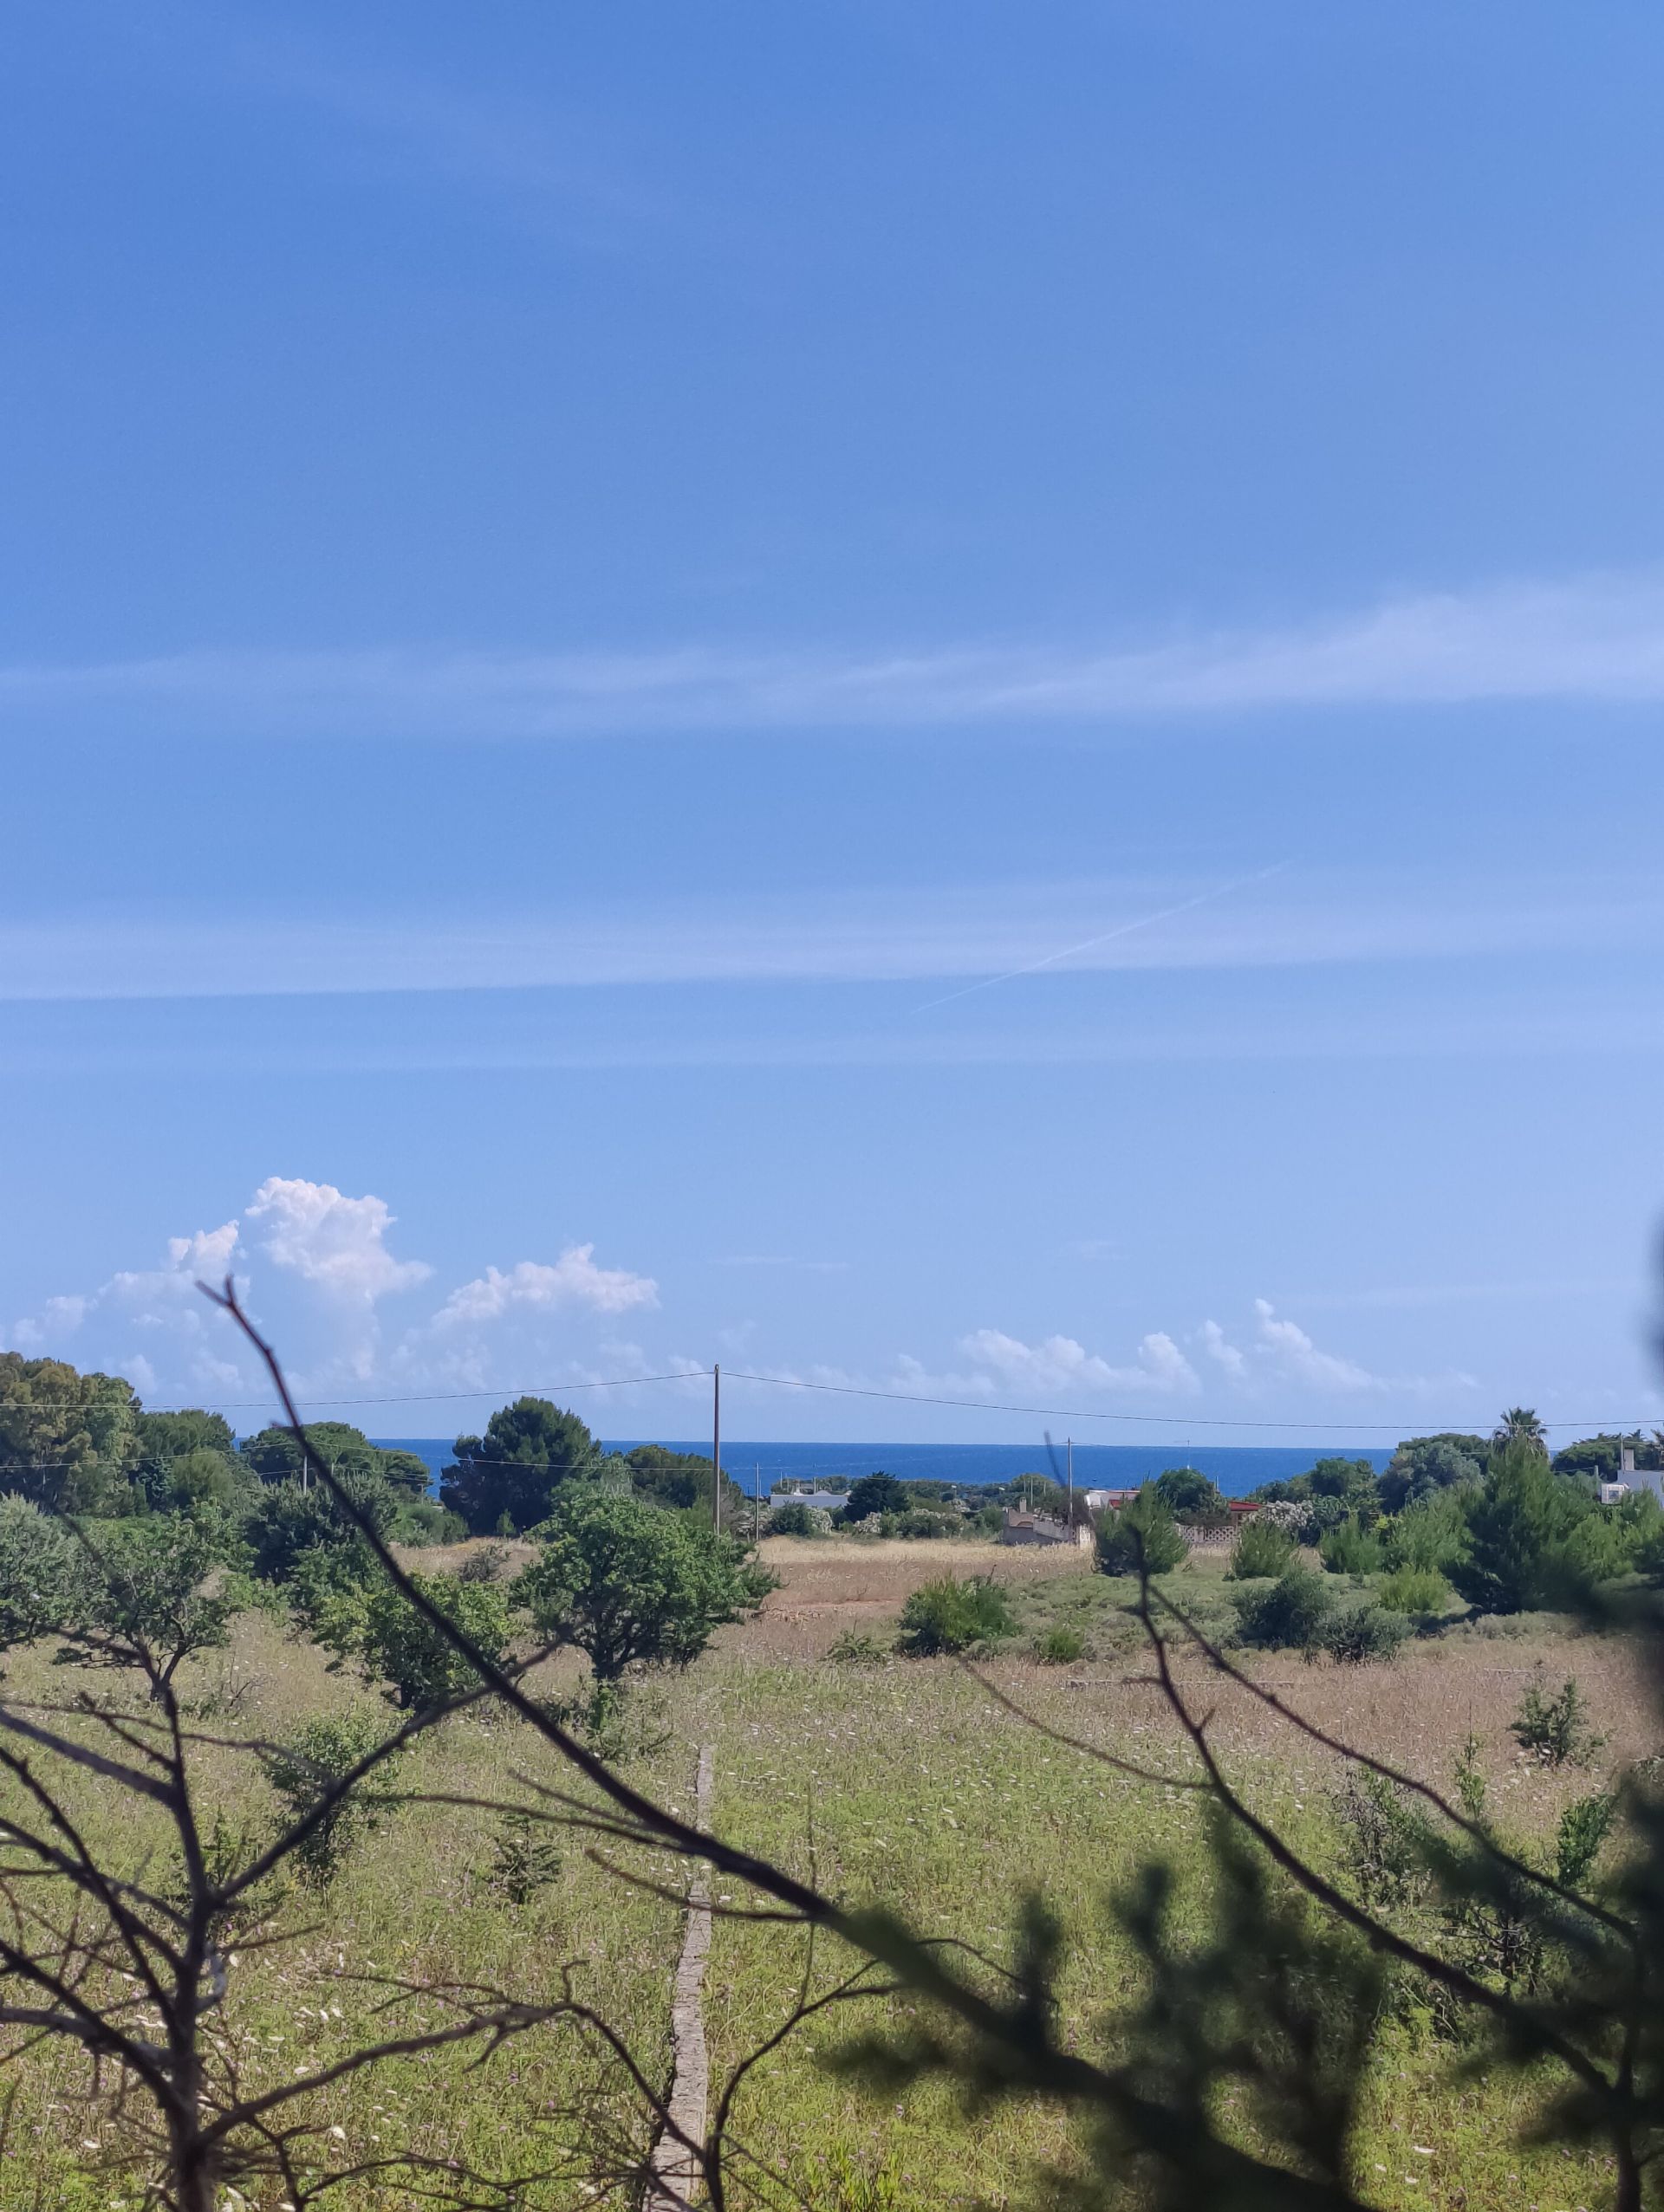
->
[721,1368,1659,1437]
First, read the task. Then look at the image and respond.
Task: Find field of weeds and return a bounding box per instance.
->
[0,1532,1645,2210]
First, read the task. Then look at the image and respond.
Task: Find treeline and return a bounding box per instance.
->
[0,1352,741,1536]
[0,1349,774,1740]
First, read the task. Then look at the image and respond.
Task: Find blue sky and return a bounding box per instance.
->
[3,0,1662,1443]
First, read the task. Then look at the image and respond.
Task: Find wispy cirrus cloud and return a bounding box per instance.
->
[10,569,1664,743]
[3,869,1661,1005]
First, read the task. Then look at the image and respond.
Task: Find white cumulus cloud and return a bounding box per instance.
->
[952,1327,1199,1397]
[1251,1299,1382,1391]
[246,1177,431,1301]
[1198,1319,1248,1378]
[432,1247,659,1327]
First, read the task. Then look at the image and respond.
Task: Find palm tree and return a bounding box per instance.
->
[1493,1405,1549,1454]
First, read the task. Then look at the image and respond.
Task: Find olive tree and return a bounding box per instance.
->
[515,1488,774,1687]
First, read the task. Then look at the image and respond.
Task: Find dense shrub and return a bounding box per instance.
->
[1310,1604,1408,1666]
[264,1711,406,1884]
[1034,1624,1085,1665]
[881,1508,959,1540]
[1318,1513,1385,1576]
[1095,1486,1187,1576]
[1253,1499,1310,1541]
[392,1498,468,1547]
[896,1574,1014,1655]
[1381,1486,1469,1575]
[1227,1515,1298,1580]
[827,1627,889,1664]
[360,1573,512,1709]
[1232,1562,1333,1651]
[1510,1673,1607,1768]
[1376,1564,1452,1616]
[768,1502,830,1537]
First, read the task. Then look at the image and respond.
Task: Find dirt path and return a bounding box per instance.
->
[647,1742,714,2210]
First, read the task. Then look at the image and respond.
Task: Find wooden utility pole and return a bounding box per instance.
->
[1067,1436,1073,1519]
[712,1364,722,1534]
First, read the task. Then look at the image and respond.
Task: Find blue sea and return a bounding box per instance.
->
[376,1437,1391,1502]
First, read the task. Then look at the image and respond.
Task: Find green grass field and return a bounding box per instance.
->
[0,1535,1642,2209]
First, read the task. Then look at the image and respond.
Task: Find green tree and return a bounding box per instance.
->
[1379,1432,1487,1512]
[133,1408,238,1508]
[842,1472,909,1522]
[244,1469,397,1588]
[1305,1455,1382,1523]
[1552,1431,1648,1481]
[515,1489,774,1686]
[1095,1484,1187,1576]
[1153,1465,1226,1517]
[0,1495,75,1655]
[1451,1439,1630,1614]
[239,1421,429,1498]
[359,1572,512,1709]
[0,1353,141,1512]
[62,1511,242,1687]
[1494,1405,1549,1455]
[626,1443,744,1520]
[439,1398,603,1533]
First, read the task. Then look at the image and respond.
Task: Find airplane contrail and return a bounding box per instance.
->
[913,862,1288,1014]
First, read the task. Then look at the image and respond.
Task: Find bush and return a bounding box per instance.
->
[1381,1487,1469,1575]
[896,1575,1014,1656]
[1254,1499,1310,1542]
[1227,1515,1298,1580]
[1376,1564,1452,1617]
[487,1809,562,1905]
[1318,1513,1385,1576]
[1511,1673,1607,1768]
[827,1628,889,1665]
[392,1498,468,1547]
[264,1711,406,1885]
[1232,1562,1334,1651]
[768,1502,830,1538]
[1034,1624,1085,1665]
[360,1573,512,1709]
[884,1508,959,1540]
[1095,1486,1188,1577]
[1310,1604,1408,1666]
[457,1542,511,1584]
